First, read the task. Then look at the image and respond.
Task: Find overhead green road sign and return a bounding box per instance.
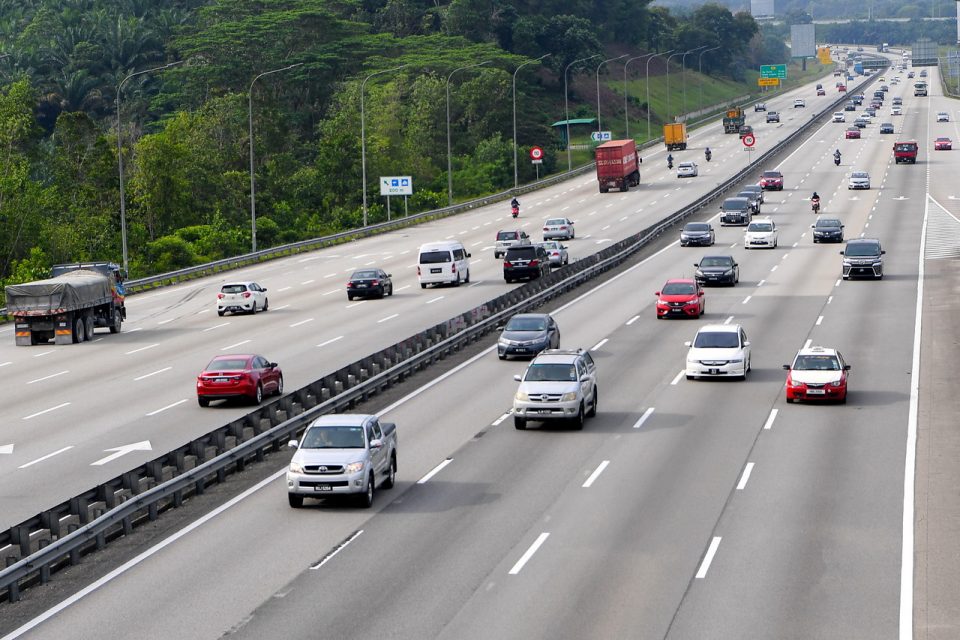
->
[760,64,787,79]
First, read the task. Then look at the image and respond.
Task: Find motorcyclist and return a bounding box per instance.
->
[510,197,520,218]
[811,191,821,212]
[833,149,842,165]
[704,147,712,162]
[667,153,674,169]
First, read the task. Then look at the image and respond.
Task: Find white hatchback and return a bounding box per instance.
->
[832,112,845,122]
[677,161,698,178]
[685,324,751,380]
[743,218,778,249]
[937,111,950,122]
[217,282,268,316]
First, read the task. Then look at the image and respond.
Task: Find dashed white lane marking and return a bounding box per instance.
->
[626,315,640,325]
[377,314,399,323]
[125,343,159,355]
[221,340,250,350]
[18,445,74,468]
[345,301,366,309]
[22,403,71,420]
[32,350,54,358]
[736,462,755,490]
[835,279,842,287]
[771,265,778,272]
[591,338,608,351]
[146,399,187,416]
[323,274,337,279]
[310,530,364,570]
[509,532,550,575]
[763,409,779,431]
[203,323,230,332]
[633,407,655,429]
[273,304,290,310]
[696,537,722,579]
[827,296,833,304]
[671,370,685,386]
[157,319,174,325]
[804,338,813,349]
[26,370,69,385]
[742,295,752,304]
[317,336,343,348]
[290,318,314,328]
[757,279,766,287]
[816,315,824,326]
[582,460,610,488]
[301,279,315,285]
[426,296,444,304]
[724,316,734,325]
[134,367,171,381]
[279,285,293,290]
[395,285,411,292]
[418,459,454,484]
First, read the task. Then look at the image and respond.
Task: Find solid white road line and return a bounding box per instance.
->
[626,315,640,325]
[509,532,550,575]
[762,409,779,431]
[310,529,366,570]
[134,367,172,381]
[695,536,722,579]
[221,340,251,350]
[22,403,70,420]
[582,461,610,488]
[316,336,344,348]
[18,446,74,469]
[26,370,69,385]
[417,459,454,484]
[591,338,608,351]
[125,343,159,355]
[289,318,314,328]
[670,370,685,386]
[633,407,655,429]
[146,399,187,416]
[736,462,755,490]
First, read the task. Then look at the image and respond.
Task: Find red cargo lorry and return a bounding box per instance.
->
[893,141,918,164]
[595,139,641,193]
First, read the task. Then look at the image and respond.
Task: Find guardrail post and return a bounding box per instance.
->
[6,556,19,602]
[38,539,51,583]
[68,523,80,564]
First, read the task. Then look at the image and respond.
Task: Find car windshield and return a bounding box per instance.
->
[497,231,518,241]
[817,219,842,228]
[937,138,950,142]
[762,171,781,178]
[852,172,868,179]
[525,363,577,382]
[221,284,248,294]
[794,355,841,371]
[846,243,880,257]
[895,144,917,151]
[723,199,748,210]
[743,186,760,192]
[540,242,559,250]
[748,223,773,232]
[679,162,694,169]
[351,270,378,279]
[685,223,710,232]
[545,219,566,226]
[693,332,740,349]
[207,358,249,371]
[662,282,696,295]
[300,426,365,449]
[505,316,547,332]
[420,251,451,263]
[699,257,733,267]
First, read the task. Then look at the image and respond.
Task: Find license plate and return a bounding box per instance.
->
[215,377,228,383]
[430,268,442,274]
[313,484,333,491]
[709,369,720,375]
[356,283,367,287]
[514,348,527,352]
[807,389,826,395]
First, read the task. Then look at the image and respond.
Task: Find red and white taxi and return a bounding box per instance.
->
[783,346,850,403]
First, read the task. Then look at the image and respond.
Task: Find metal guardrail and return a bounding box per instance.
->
[0,75,878,604]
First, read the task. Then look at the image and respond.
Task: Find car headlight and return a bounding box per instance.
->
[658,299,669,305]
[695,270,704,277]
[515,390,529,401]
[560,392,578,402]
[289,462,304,474]
[344,461,365,474]
[728,358,743,364]
[723,269,734,275]
[830,379,844,387]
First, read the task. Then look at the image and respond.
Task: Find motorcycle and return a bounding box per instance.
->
[811,198,821,213]
[511,205,519,218]
[834,155,841,166]
[705,150,712,162]
[667,158,674,170]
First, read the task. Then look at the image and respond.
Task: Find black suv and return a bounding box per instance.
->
[719,197,752,226]
[841,238,885,280]
[504,245,550,282]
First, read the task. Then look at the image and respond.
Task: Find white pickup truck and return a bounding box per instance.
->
[286,414,397,508]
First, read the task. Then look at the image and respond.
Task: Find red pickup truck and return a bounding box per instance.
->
[893,141,918,164]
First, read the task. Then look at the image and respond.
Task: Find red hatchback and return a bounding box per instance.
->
[655,279,705,319]
[197,354,283,406]
[759,170,784,190]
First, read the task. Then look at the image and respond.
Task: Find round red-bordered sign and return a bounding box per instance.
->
[742,134,756,147]
[529,146,544,160]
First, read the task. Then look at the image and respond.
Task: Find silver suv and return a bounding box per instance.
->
[512,349,598,430]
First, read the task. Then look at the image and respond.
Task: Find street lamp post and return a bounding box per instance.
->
[513,54,550,189]
[665,51,685,123]
[447,61,491,206]
[624,54,654,139]
[682,46,706,117]
[116,60,183,272]
[248,63,302,253]
[646,50,674,142]
[698,47,720,114]
[361,64,408,227]
[564,54,600,171]
[595,54,627,132]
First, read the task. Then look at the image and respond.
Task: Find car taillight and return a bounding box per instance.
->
[217,293,224,299]
[370,280,379,285]
[503,260,512,267]
[347,282,354,287]
[417,266,421,275]
[451,263,457,273]
[543,227,549,231]
[242,292,251,298]
[560,226,567,230]
[529,260,539,267]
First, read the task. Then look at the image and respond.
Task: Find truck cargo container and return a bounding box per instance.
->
[722,107,745,134]
[663,123,688,150]
[595,139,641,193]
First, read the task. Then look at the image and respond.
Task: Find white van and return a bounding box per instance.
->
[417,241,471,288]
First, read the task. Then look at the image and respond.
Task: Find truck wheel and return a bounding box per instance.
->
[84,316,95,341]
[288,494,304,508]
[73,318,85,343]
[587,388,598,417]
[358,474,375,508]
[571,403,585,430]
[383,455,396,489]
[514,416,527,430]
[109,309,122,334]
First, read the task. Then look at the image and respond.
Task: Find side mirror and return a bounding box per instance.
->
[654,291,661,296]
[261,287,268,292]
[387,273,392,277]
[496,325,505,331]
[844,364,852,371]
[269,362,278,368]
[881,250,886,254]
[839,250,845,255]
[782,364,791,370]
[466,252,472,258]
[287,439,299,449]
[693,263,700,268]
[513,374,522,382]
[580,375,591,382]
[811,224,816,228]
[743,341,751,347]
[370,439,383,450]
[684,341,692,347]
[698,291,704,297]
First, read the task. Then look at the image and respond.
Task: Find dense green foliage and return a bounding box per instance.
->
[656,0,957,20]
[0,0,774,291]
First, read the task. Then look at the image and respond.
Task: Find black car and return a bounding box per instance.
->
[497,313,560,360]
[740,184,765,204]
[694,255,740,286]
[844,103,857,111]
[737,189,761,214]
[504,245,550,282]
[879,122,895,134]
[346,268,393,300]
[811,218,845,243]
[719,197,752,226]
[680,222,716,247]
[852,94,864,105]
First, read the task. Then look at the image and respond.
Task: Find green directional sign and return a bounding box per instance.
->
[760,64,787,79]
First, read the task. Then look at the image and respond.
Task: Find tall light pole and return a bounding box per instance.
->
[361,64,408,227]
[513,54,550,189]
[248,62,302,253]
[682,46,706,117]
[447,61,491,206]
[698,47,720,114]
[624,54,654,139]
[595,54,627,132]
[665,51,684,123]
[646,50,673,142]
[116,60,183,272]
[564,54,600,171]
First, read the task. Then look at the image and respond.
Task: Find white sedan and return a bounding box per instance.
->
[794,99,806,108]
[743,218,778,249]
[937,111,950,122]
[677,161,699,178]
[217,282,269,316]
[848,171,871,190]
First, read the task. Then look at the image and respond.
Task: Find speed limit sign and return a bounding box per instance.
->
[742,134,756,147]
[529,146,544,160]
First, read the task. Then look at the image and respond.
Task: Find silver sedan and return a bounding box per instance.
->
[539,241,569,267]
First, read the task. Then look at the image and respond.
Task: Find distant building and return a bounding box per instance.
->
[751,0,775,18]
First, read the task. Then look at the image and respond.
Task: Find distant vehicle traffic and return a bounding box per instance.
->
[694,255,739,286]
[538,240,569,267]
[841,238,885,280]
[744,218,778,249]
[935,137,952,151]
[848,171,871,189]
[542,217,575,240]
[680,222,716,247]
[503,245,550,282]
[494,229,531,258]
[217,282,269,316]
[759,170,784,190]
[417,241,471,288]
[766,111,780,123]
[893,141,918,164]
[677,161,699,178]
[595,139,641,192]
[811,218,845,243]
[720,197,752,226]
[655,279,705,319]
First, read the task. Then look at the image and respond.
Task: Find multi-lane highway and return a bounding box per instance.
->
[4,50,960,639]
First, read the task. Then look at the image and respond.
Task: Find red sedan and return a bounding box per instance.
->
[935,137,952,150]
[197,354,283,406]
[655,279,705,319]
[845,127,861,139]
